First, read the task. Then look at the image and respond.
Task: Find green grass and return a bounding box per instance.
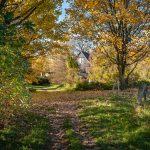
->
[28,84,76,92]
[79,94,150,150]
[0,110,50,150]
[28,84,60,90]
[63,118,84,150]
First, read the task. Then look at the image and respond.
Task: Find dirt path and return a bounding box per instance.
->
[32,91,109,150]
[49,99,78,150]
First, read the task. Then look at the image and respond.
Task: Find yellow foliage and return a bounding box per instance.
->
[68,0,149,87]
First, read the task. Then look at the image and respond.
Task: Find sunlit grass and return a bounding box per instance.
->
[28,84,76,92]
[79,94,150,150]
[28,84,60,90]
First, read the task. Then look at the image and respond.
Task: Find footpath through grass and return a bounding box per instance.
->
[63,118,84,150]
[79,94,150,150]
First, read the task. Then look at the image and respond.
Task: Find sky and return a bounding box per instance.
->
[59,0,70,21]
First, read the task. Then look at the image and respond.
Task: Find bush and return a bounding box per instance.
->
[32,77,50,86]
[29,88,36,92]
[128,80,150,88]
[75,82,93,91]
[100,82,113,90]
[38,77,50,86]
[0,46,30,127]
[75,82,113,91]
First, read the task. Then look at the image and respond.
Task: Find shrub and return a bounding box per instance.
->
[32,77,50,86]
[100,82,113,90]
[75,81,113,91]
[29,88,36,92]
[38,77,50,86]
[0,46,30,127]
[128,80,150,88]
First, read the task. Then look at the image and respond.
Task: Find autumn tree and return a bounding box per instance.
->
[66,55,79,84]
[26,55,51,84]
[21,0,68,58]
[28,52,80,85]
[48,55,68,84]
[89,48,118,83]
[68,0,150,89]
[27,54,68,84]
[133,57,150,81]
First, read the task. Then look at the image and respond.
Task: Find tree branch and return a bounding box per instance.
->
[127,62,138,79]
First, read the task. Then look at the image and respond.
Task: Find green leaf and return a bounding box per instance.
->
[4,12,14,22]
[23,21,35,32]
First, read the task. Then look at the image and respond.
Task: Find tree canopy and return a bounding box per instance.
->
[67,0,150,89]
[0,0,68,57]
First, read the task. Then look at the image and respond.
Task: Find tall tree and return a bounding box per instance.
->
[67,0,150,89]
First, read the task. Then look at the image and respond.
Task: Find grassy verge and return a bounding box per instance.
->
[0,109,51,150]
[63,118,84,150]
[28,84,61,91]
[28,84,76,92]
[79,94,150,150]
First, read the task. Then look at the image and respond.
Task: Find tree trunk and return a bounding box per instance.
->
[119,75,126,90]
[118,65,127,90]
